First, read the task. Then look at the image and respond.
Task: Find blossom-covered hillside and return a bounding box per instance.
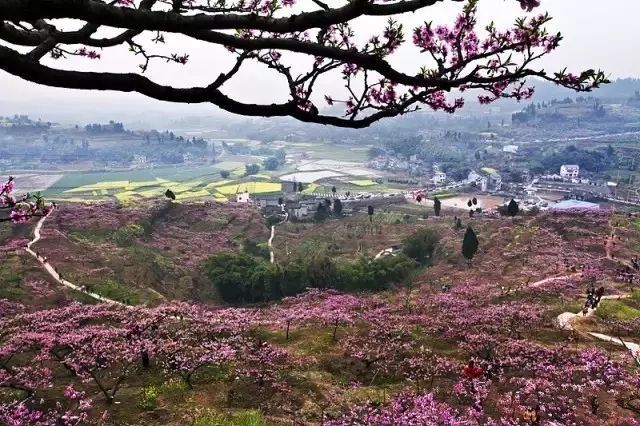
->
[1,205,640,425]
[0,201,269,305]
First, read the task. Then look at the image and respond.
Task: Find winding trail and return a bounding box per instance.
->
[268,225,276,264]
[26,209,124,306]
[268,207,288,264]
[556,295,639,359]
[529,274,579,288]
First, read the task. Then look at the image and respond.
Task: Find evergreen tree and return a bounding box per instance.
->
[314,203,330,222]
[297,182,303,192]
[333,199,343,216]
[462,226,479,265]
[164,189,176,200]
[433,197,441,216]
[367,205,374,223]
[331,186,337,195]
[507,199,519,217]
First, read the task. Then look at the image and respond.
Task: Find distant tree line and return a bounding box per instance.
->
[85,121,126,134]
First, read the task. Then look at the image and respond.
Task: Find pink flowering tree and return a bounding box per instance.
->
[0,384,97,426]
[267,289,365,340]
[0,177,53,224]
[324,391,479,425]
[0,0,605,128]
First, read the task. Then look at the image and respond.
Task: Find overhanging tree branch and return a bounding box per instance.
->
[0,0,608,128]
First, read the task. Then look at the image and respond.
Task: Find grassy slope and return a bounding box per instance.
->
[28,200,269,305]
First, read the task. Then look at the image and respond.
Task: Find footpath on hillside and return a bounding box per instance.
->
[553,212,639,360]
[26,209,124,306]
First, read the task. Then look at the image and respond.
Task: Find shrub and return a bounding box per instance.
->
[139,386,159,411]
[203,253,258,303]
[191,409,265,426]
[403,228,441,265]
[111,224,143,247]
[242,238,270,260]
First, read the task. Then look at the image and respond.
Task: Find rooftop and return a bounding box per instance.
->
[549,199,599,210]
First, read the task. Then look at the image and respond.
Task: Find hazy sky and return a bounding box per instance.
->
[0,0,638,123]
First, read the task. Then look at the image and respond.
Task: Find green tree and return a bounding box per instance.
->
[402,228,440,265]
[278,263,308,297]
[263,156,280,170]
[333,199,343,216]
[314,203,330,223]
[462,226,479,266]
[507,199,519,217]
[164,189,176,200]
[306,255,338,289]
[220,170,230,179]
[331,186,337,195]
[367,205,374,223]
[248,263,280,302]
[202,253,258,303]
[297,182,303,192]
[244,163,260,176]
[433,196,441,217]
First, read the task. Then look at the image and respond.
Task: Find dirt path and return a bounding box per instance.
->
[529,274,580,288]
[26,209,124,306]
[268,208,288,264]
[268,225,276,264]
[545,211,639,358]
[555,294,638,358]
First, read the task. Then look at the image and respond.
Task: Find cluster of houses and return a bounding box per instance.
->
[368,154,432,176]
[256,197,330,220]
[537,165,588,184]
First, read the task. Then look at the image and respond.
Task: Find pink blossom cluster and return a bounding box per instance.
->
[325,391,483,425]
[75,47,101,60]
[0,177,52,224]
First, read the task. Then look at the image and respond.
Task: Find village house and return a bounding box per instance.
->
[560,164,580,179]
[236,191,251,203]
[432,171,447,185]
[468,168,502,192]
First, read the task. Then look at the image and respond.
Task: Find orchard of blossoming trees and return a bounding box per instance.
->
[3,174,640,423]
[0,177,53,224]
[1,284,640,424]
[0,0,607,127]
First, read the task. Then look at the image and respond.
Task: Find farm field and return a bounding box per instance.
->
[44,165,224,197]
[279,170,344,183]
[349,179,378,187]
[438,194,507,210]
[35,162,291,203]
